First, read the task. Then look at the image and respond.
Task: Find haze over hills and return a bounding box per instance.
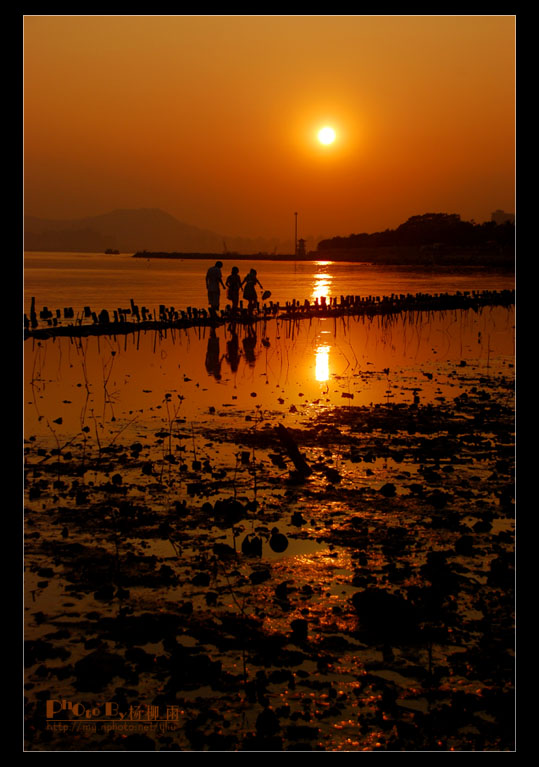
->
[24,208,292,255]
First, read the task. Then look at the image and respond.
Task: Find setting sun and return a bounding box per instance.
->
[318,126,336,145]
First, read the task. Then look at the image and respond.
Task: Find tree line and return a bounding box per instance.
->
[317,213,515,251]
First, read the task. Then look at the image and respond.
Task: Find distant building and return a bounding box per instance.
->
[491,209,515,225]
[296,238,306,257]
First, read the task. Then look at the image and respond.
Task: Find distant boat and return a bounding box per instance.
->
[104,248,120,254]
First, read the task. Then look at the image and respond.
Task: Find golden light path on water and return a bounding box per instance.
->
[312,263,333,383]
[315,345,330,382]
[311,261,333,304]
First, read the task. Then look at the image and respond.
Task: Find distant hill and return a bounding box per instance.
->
[24,208,226,253]
[24,208,285,254]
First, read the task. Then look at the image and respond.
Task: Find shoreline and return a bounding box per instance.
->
[132,247,515,268]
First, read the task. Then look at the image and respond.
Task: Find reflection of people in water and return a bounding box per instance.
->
[205,328,224,380]
[226,328,241,373]
[225,266,242,312]
[242,268,263,313]
[242,326,257,367]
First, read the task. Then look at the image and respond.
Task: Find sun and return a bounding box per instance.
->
[318,126,336,145]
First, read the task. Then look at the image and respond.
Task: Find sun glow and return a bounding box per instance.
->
[318,126,336,145]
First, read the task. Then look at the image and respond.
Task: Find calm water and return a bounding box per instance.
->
[24,305,515,442]
[23,251,515,317]
[24,251,515,446]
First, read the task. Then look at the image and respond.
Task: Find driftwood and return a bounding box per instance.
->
[275,423,312,477]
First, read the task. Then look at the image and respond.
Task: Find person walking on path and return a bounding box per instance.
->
[225,266,242,312]
[206,261,226,311]
[242,268,263,314]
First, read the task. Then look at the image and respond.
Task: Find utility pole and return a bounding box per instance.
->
[294,211,298,257]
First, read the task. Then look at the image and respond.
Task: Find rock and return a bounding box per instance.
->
[256,707,280,736]
[275,581,293,601]
[351,588,420,641]
[379,483,397,498]
[93,585,115,601]
[73,650,130,691]
[286,725,319,741]
[250,568,272,584]
[125,647,154,671]
[25,640,70,667]
[213,498,246,525]
[269,528,288,553]
[488,555,514,588]
[290,619,308,642]
[212,543,237,559]
[426,489,451,509]
[242,534,263,557]
[191,571,211,586]
[323,466,342,483]
[37,567,54,578]
[455,534,475,555]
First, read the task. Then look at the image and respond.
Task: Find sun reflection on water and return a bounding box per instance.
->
[311,263,333,303]
[315,345,331,382]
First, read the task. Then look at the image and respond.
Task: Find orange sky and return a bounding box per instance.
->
[23,15,515,243]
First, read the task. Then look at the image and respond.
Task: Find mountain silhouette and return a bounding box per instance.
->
[24,208,228,253]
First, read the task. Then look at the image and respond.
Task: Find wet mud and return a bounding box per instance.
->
[24,352,515,750]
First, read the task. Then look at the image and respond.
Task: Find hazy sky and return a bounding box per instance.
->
[23,14,515,242]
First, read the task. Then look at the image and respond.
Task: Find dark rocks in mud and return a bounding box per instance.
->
[73,650,133,691]
[249,568,272,584]
[256,707,281,737]
[97,612,183,645]
[379,482,397,498]
[290,618,309,642]
[24,359,514,751]
[351,588,422,642]
[25,639,71,667]
[242,533,263,556]
[205,497,247,526]
[165,648,223,692]
[454,534,475,555]
[269,528,288,552]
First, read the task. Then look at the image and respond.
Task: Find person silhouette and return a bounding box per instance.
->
[225,266,242,312]
[241,268,263,314]
[206,261,226,311]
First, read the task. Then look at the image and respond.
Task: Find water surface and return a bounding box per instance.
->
[24,251,515,317]
[24,306,515,443]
